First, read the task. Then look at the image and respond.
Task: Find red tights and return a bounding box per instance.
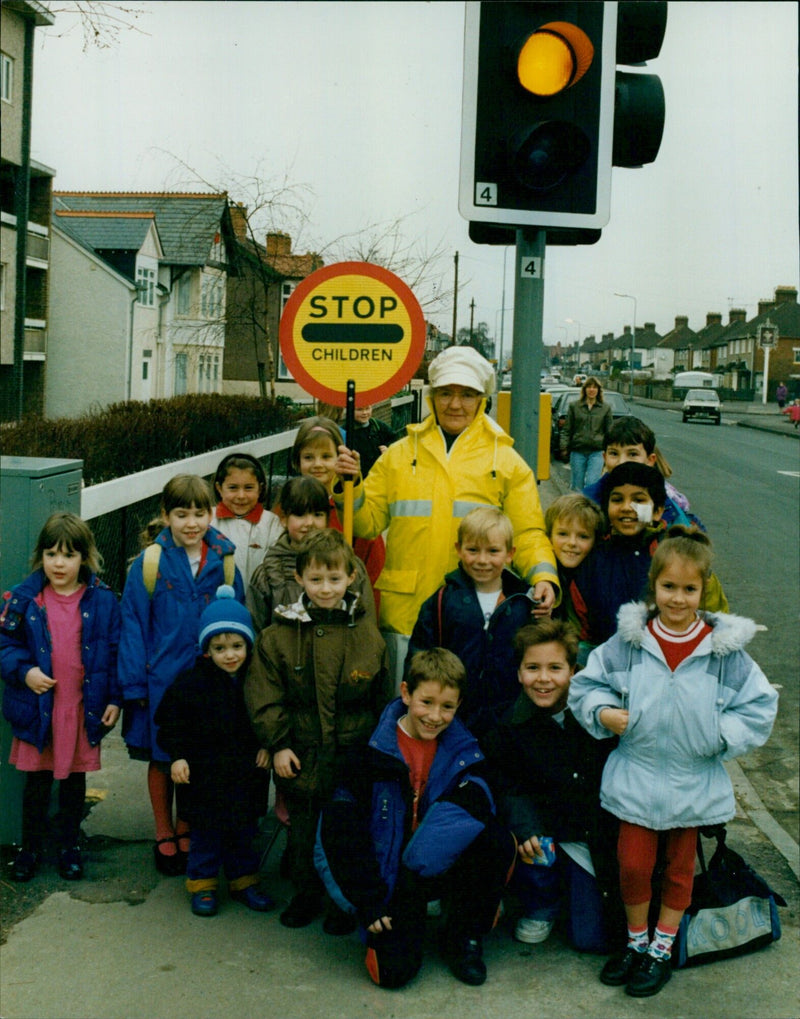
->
[617,821,697,912]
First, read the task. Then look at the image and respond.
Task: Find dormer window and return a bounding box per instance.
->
[136,265,155,306]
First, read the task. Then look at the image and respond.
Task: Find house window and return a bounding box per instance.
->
[793,348,800,365]
[174,353,188,395]
[1,53,12,103]
[136,266,155,306]
[201,275,223,319]
[142,361,149,380]
[176,274,192,316]
[278,281,297,380]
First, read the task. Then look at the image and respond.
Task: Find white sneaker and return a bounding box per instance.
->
[514,917,554,944]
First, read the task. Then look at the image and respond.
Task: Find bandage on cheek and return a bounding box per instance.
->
[634,503,653,523]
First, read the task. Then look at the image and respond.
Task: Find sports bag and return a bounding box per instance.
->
[672,825,786,968]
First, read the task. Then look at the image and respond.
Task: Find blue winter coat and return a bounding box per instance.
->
[569,603,778,830]
[118,526,244,762]
[0,570,121,752]
[407,565,537,739]
[314,697,495,928]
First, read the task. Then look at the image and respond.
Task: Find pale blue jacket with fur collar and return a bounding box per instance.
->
[568,603,778,830]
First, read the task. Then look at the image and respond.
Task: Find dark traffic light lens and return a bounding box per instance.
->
[513,122,591,191]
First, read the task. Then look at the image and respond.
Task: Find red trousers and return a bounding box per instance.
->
[617,821,697,912]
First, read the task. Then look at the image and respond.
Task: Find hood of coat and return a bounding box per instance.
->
[616,601,762,654]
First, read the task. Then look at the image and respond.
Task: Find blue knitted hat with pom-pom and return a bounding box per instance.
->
[198,585,255,651]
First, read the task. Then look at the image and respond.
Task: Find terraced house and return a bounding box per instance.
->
[49,191,233,417]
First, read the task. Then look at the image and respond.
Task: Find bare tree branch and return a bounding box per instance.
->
[44,2,149,50]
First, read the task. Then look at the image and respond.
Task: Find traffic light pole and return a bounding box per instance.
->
[509,228,546,475]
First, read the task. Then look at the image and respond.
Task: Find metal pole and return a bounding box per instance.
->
[510,229,546,473]
[451,251,459,345]
[614,293,637,397]
[499,246,508,371]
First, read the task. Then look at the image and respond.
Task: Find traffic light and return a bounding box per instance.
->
[459,2,617,234]
[613,1,667,168]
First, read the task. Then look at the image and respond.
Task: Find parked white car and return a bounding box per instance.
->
[682,389,722,425]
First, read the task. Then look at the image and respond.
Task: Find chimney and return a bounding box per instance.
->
[729,308,746,324]
[675,316,688,329]
[774,285,798,305]
[758,299,776,316]
[230,203,248,241]
[706,312,722,327]
[266,232,291,257]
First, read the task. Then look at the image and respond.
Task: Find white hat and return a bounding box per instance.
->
[427,345,496,396]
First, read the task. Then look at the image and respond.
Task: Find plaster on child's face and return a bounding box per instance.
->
[207,633,248,674]
[518,641,574,714]
[42,544,83,595]
[400,680,461,741]
[550,517,595,569]
[606,485,660,537]
[216,468,261,517]
[298,439,338,491]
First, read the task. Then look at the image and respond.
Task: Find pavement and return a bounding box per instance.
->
[1,426,798,1019]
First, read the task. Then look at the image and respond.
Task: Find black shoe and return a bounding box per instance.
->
[323,903,358,936]
[625,953,672,997]
[58,847,84,881]
[280,892,323,929]
[153,839,185,877]
[599,947,646,986]
[10,849,39,883]
[441,933,487,986]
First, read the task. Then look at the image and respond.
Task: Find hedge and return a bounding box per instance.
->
[0,395,310,486]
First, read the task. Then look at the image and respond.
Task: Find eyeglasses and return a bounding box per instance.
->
[433,388,481,404]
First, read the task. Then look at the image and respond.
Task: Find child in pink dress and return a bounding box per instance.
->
[1,513,121,882]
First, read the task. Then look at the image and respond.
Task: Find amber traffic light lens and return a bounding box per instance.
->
[517,21,594,96]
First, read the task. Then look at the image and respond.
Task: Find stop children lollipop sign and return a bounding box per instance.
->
[279,262,426,406]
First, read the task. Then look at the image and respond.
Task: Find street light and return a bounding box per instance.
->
[614,293,637,397]
[566,318,582,374]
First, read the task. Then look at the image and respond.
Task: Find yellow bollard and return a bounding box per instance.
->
[538,392,551,481]
[495,390,551,479]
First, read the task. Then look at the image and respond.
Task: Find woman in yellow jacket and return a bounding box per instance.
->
[334,345,559,688]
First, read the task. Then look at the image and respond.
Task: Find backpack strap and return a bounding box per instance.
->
[142,543,162,598]
[223,553,235,587]
[142,544,234,597]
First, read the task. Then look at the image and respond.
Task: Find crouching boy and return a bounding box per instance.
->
[484,620,624,953]
[315,648,517,989]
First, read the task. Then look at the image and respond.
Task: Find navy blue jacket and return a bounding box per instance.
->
[154,655,268,831]
[315,697,495,928]
[406,565,536,740]
[1,570,121,752]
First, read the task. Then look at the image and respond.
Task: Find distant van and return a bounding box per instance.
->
[673,371,715,389]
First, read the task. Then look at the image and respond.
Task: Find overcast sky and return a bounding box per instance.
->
[31,1,798,354]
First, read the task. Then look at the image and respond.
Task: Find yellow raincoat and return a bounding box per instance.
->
[334,399,559,636]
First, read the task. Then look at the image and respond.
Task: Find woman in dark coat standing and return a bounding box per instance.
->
[561,376,613,491]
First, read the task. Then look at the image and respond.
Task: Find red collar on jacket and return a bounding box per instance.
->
[215,503,264,524]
